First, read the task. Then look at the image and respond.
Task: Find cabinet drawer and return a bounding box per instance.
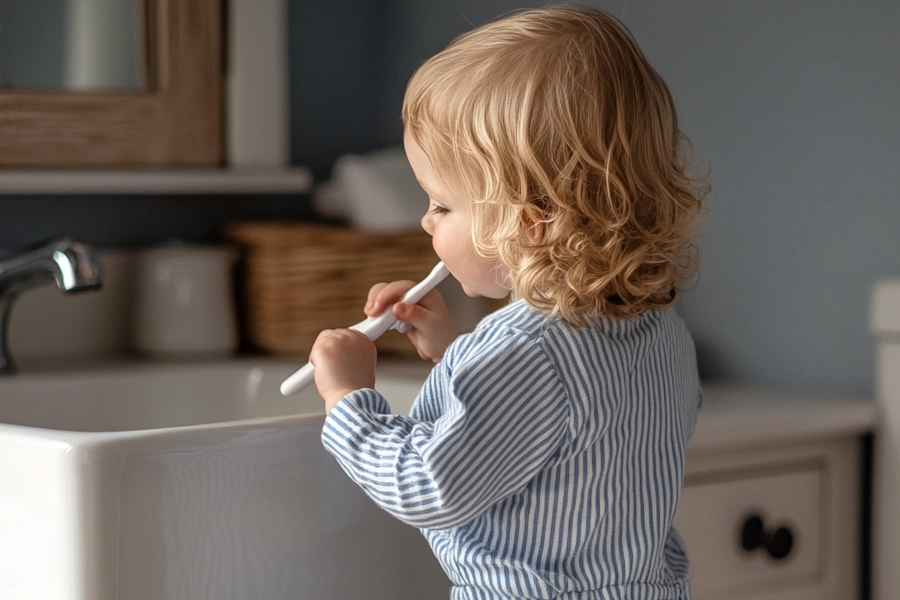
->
[674,462,824,599]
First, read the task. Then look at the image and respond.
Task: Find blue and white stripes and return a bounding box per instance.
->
[322,300,701,600]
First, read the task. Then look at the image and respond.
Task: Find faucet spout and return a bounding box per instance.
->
[0,238,104,374]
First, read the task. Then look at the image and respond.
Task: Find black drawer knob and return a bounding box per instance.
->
[739,514,795,560]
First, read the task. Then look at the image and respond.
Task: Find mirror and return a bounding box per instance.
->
[0,0,223,168]
[0,0,144,91]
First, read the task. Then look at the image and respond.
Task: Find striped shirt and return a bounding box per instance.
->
[322,299,702,600]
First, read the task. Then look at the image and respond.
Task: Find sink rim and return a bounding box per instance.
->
[0,410,325,444]
[0,356,432,440]
[0,357,321,439]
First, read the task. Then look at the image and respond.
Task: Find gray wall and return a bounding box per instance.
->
[599,1,900,396]
[2,0,898,396]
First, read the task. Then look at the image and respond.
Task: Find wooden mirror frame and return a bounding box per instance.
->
[0,0,224,168]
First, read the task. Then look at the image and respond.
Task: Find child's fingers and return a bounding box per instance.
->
[364,283,389,313]
[390,290,440,324]
[365,280,416,315]
[309,328,378,411]
[391,301,426,328]
[412,288,449,313]
[392,291,459,362]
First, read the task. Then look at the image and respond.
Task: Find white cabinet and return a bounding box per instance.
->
[675,386,874,600]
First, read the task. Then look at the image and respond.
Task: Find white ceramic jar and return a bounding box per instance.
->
[133,244,238,357]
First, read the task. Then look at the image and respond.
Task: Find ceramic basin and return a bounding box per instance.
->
[0,359,449,600]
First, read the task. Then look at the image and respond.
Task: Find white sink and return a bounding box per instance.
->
[0,359,449,600]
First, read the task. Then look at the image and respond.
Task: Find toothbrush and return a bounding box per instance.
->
[280,261,451,396]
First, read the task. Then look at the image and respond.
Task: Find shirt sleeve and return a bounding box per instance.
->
[321,329,570,530]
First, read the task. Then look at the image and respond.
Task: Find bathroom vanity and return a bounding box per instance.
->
[675,385,874,600]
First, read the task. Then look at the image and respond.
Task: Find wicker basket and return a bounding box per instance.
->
[225,222,439,357]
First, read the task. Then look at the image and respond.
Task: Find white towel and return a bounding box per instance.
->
[313,147,427,233]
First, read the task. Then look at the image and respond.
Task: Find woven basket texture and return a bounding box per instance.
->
[225,222,438,357]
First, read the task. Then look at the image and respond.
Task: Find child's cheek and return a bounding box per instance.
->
[430,233,451,266]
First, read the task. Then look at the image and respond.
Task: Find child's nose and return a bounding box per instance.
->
[421,212,434,235]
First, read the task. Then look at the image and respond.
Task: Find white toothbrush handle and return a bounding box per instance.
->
[349,261,451,338]
[279,363,315,396]
[280,262,450,396]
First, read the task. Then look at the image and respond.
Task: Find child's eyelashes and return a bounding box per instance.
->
[428,201,449,215]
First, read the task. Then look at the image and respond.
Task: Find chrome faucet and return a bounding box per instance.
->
[0,238,103,374]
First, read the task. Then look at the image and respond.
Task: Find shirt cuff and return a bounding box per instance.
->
[321,388,393,452]
[334,388,392,416]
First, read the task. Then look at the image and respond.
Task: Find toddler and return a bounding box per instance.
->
[310,5,708,599]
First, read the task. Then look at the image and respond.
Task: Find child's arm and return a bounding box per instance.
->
[321,331,570,530]
[365,280,459,362]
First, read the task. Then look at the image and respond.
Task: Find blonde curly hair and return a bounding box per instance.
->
[403,5,708,324]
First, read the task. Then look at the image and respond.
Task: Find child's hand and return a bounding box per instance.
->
[366,281,459,362]
[309,329,377,414]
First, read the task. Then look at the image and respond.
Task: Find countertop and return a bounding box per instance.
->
[691,383,876,454]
